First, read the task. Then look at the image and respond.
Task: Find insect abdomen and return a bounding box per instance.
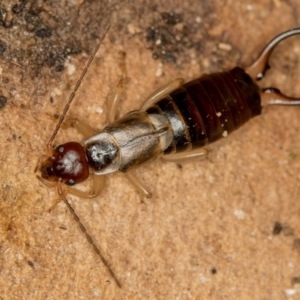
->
[146,67,261,154]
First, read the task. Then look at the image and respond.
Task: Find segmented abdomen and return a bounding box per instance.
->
[146,67,261,154]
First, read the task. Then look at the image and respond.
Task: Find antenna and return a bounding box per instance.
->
[59,190,122,288]
[47,24,110,148]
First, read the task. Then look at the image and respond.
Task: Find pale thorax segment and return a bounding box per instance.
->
[85,111,173,174]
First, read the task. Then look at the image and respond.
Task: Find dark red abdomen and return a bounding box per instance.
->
[146,67,261,153]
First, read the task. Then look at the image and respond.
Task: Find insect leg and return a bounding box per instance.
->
[140,78,184,111]
[48,197,63,212]
[107,77,129,123]
[90,173,107,195]
[47,175,106,213]
[36,175,57,188]
[66,174,106,198]
[163,148,209,162]
[107,52,129,123]
[125,172,152,198]
[62,117,96,138]
[47,180,105,212]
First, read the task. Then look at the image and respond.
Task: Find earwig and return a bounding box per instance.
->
[37,28,300,288]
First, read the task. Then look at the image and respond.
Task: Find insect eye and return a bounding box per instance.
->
[54,145,64,153]
[46,166,54,176]
[65,179,76,186]
[40,163,54,180]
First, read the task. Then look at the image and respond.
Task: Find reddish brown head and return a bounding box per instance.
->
[40,142,89,186]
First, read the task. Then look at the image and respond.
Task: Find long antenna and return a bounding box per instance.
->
[58,185,122,288]
[47,24,110,148]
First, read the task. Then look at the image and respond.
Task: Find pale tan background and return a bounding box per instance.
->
[1,0,300,299]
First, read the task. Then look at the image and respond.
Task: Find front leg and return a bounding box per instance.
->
[163,148,209,162]
[140,78,184,111]
[48,175,106,211]
[66,174,106,198]
[62,117,96,138]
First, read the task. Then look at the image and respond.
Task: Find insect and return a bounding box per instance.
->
[36,28,300,287]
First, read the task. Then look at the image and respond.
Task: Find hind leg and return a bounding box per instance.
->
[163,148,209,162]
[140,78,184,111]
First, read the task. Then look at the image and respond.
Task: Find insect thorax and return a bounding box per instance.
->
[85,111,172,174]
